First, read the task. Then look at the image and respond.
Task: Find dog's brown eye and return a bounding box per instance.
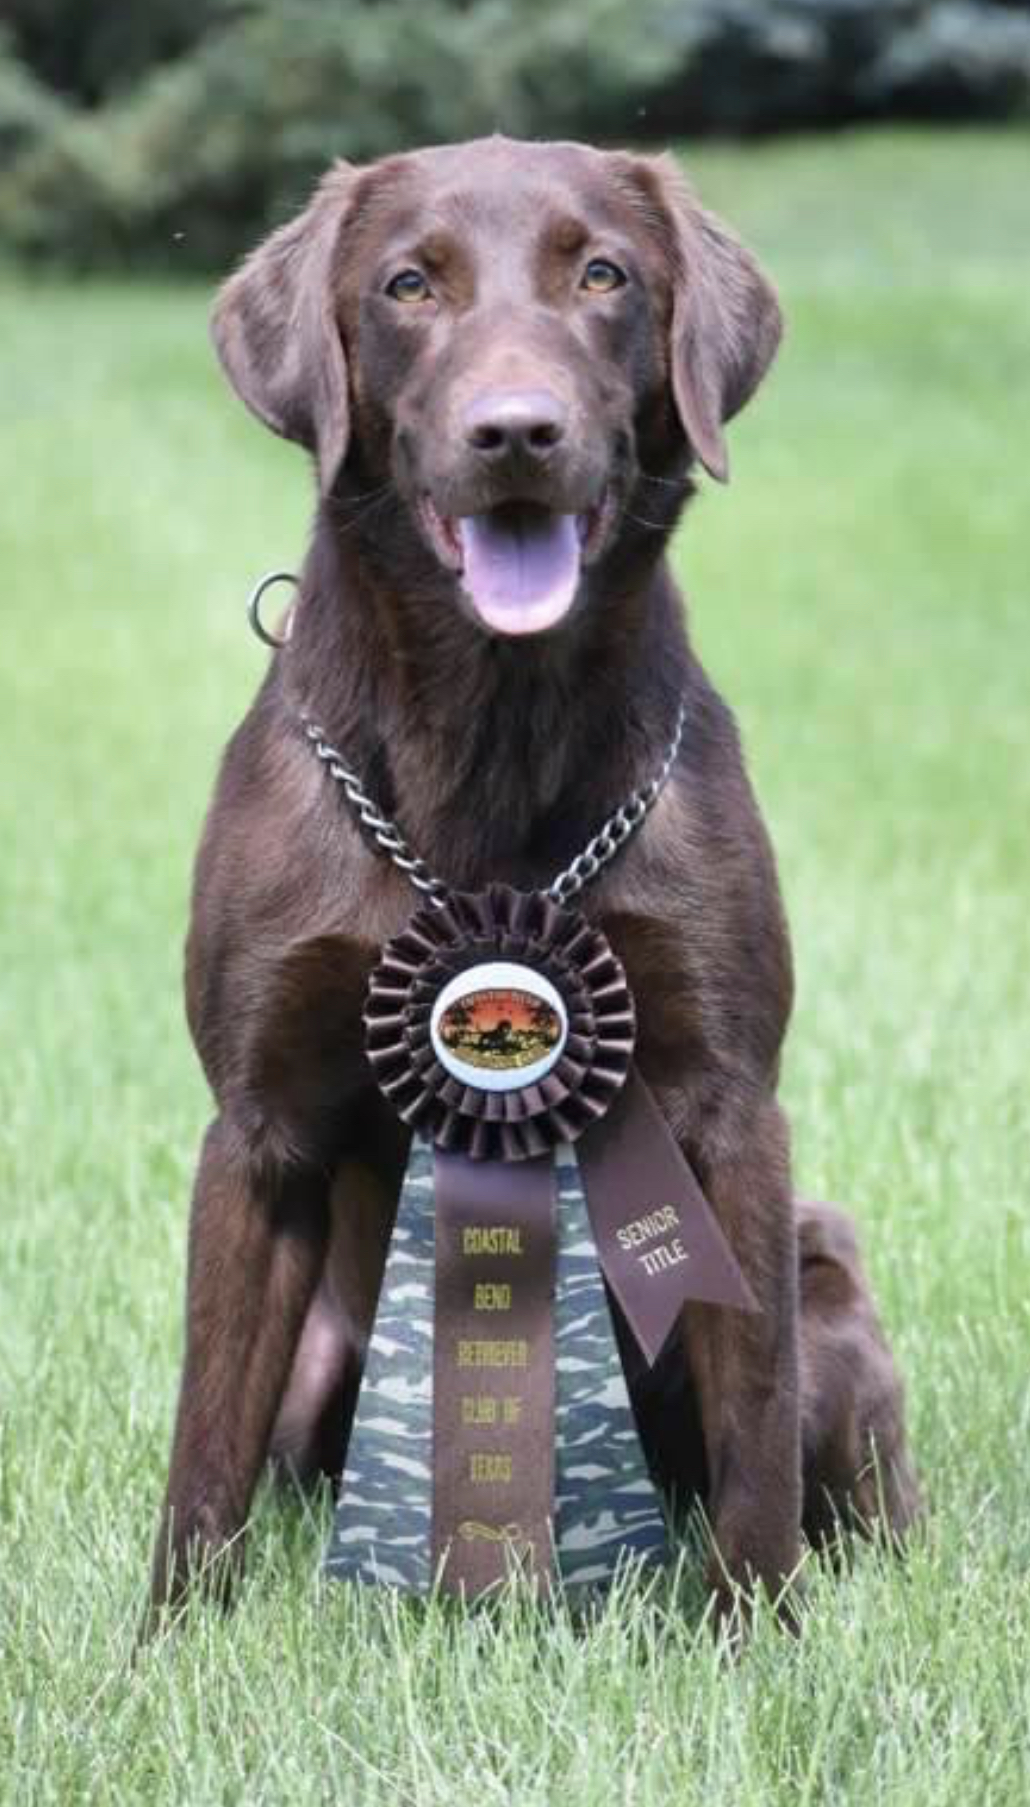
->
[581,258,627,295]
[386,268,432,304]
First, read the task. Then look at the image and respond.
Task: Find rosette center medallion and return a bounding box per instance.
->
[430,962,568,1092]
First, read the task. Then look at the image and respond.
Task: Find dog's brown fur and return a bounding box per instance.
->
[149,137,919,1622]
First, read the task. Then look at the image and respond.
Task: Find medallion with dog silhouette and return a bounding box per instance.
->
[430,961,568,1091]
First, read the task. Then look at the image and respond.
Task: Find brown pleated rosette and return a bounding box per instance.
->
[364,886,635,1161]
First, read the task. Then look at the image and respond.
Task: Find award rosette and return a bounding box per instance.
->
[325,886,757,1598]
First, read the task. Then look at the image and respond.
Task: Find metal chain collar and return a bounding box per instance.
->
[299,700,686,909]
[250,564,685,905]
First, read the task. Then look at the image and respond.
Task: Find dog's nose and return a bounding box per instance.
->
[463,388,568,462]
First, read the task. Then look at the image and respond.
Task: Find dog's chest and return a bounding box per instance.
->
[227,837,756,1172]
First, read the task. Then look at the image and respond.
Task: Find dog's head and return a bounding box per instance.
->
[214,138,780,638]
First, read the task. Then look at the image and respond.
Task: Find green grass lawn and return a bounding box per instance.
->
[2,127,1029,1803]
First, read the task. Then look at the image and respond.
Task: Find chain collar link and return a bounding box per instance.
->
[299,701,686,908]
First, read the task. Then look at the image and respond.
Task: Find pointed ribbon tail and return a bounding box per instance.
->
[578,1069,759,1368]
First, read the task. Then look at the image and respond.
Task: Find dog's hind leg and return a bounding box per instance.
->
[270,1153,397,1486]
[798,1199,921,1550]
[269,1279,352,1488]
[147,1118,328,1623]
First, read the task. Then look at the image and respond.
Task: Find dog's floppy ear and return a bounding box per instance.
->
[626,153,782,483]
[212,162,355,492]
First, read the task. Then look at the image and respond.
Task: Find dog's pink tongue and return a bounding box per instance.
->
[457,509,580,635]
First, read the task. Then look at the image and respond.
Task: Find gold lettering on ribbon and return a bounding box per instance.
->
[615,1204,690,1278]
[457,1520,533,1558]
[461,1395,498,1425]
[462,1226,524,1256]
[456,1339,529,1368]
[459,1395,523,1426]
[473,1282,512,1310]
[460,1394,525,1425]
[469,1453,513,1484]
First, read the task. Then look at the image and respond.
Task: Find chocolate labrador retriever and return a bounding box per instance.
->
[149,136,919,1622]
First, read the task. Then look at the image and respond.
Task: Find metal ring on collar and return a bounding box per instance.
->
[247,570,298,649]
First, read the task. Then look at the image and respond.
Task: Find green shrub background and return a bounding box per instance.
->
[2,0,1029,269]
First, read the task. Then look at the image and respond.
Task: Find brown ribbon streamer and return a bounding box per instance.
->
[578,1070,758,1366]
[431,1148,557,1595]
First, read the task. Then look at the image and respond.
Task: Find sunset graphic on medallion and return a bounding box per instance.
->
[437,987,562,1072]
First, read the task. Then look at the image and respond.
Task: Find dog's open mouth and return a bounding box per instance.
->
[420,497,611,636]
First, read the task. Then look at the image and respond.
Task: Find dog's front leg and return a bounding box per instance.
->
[148,1116,327,1621]
[679,1095,802,1625]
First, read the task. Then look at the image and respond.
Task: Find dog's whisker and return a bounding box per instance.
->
[334,490,396,537]
[637,469,690,490]
[336,486,393,513]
